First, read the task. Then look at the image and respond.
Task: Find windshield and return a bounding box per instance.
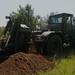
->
[49,16,62,24]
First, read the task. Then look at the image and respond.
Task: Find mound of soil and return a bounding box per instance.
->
[0,52,54,75]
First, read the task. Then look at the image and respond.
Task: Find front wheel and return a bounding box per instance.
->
[47,35,62,55]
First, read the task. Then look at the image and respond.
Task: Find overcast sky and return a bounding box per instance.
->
[0,0,75,26]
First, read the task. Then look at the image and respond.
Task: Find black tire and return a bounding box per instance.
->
[47,35,62,55]
[42,47,48,55]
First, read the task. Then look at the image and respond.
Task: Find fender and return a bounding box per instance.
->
[41,31,62,42]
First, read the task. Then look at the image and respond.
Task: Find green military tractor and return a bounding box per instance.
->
[34,13,75,55]
[0,13,75,58]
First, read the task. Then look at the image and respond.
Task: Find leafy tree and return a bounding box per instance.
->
[36,15,49,30]
[10,4,36,30]
[10,4,49,31]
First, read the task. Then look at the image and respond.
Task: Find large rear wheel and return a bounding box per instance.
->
[47,35,62,55]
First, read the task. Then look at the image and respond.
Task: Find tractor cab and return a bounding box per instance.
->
[48,13,75,34]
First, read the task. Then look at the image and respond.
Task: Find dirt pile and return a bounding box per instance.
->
[0,52,54,75]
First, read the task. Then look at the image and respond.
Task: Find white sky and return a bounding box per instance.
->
[0,0,75,26]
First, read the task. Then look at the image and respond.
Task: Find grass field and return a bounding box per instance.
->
[39,47,75,75]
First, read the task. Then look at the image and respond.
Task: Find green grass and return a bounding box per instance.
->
[39,54,75,75]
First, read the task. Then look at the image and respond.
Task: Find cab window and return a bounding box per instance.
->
[50,16,62,24]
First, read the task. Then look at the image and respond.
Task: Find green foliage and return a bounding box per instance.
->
[39,55,75,75]
[0,27,4,38]
[36,15,49,30]
[10,4,48,30]
[10,4,37,30]
[10,4,34,25]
